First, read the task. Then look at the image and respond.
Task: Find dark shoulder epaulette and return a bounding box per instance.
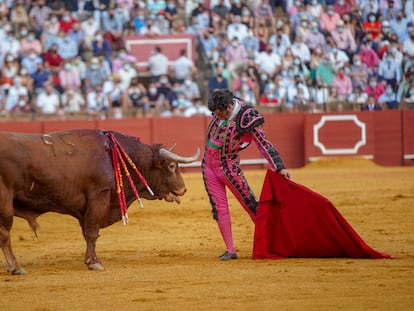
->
[236,104,264,134]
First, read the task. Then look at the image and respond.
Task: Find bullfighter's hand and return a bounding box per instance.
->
[278,169,291,180]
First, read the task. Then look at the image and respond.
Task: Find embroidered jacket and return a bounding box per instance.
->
[205,98,286,172]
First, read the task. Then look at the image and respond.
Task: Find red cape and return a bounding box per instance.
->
[253,170,391,259]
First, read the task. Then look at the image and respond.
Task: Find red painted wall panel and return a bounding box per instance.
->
[373,110,403,166]
[97,118,152,143]
[263,113,305,168]
[402,110,414,164]
[0,110,411,167]
[304,113,375,162]
[43,120,97,133]
[0,121,43,133]
[151,116,206,156]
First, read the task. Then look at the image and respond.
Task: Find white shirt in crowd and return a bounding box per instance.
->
[36,90,60,114]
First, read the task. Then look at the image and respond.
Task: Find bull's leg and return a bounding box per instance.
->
[81,191,111,270]
[0,182,26,275]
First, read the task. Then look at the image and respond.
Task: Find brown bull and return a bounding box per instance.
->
[0,129,199,274]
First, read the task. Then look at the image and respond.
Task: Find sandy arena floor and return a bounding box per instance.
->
[0,158,413,311]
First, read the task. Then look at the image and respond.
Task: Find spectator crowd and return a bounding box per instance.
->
[0,0,413,120]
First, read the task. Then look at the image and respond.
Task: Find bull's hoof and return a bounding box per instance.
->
[88,262,104,271]
[7,267,27,275]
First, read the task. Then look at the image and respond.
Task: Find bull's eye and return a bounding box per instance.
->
[168,163,177,171]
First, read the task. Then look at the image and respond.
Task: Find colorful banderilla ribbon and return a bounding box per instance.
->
[109,131,154,226]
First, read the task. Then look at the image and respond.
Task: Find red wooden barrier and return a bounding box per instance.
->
[0,110,412,168]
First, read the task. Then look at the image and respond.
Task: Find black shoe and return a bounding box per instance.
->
[219,251,238,261]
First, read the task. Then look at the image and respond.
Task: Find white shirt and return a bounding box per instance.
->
[36,91,60,114]
[255,52,281,75]
[172,56,194,81]
[291,42,311,63]
[148,52,169,76]
[227,23,248,43]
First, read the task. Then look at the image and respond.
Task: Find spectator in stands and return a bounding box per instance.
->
[316,53,336,88]
[320,5,341,34]
[176,76,200,103]
[295,15,311,40]
[258,81,280,108]
[268,26,291,57]
[328,41,349,70]
[378,52,401,89]
[103,73,126,119]
[309,44,324,85]
[200,29,219,62]
[224,36,247,81]
[212,0,231,21]
[31,61,51,93]
[402,25,414,59]
[43,43,63,74]
[58,61,81,92]
[359,42,379,69]
[84,57,108,92]
[86,84,110,119]
[68,22,84,49]
[154,12,171,35]
[361,94,382,111]
[348,85,369,111]
[101,5,127,50]
[143,81,165,116]
[255,43,281,80]
[171,49,196,84]
[80,13,100,50]
[397,72,414,106]
[389,11,408,42]
[10,2,30,34]
[254,0,275,27]
[253,18,270,52]
[227,14,248,43]
[363,12,381,41]
[20,67,34,97]
[92,31,113,60]
[349,54,371,90]
[29,0,52,38]
[4,77,30,114]
[0,54,19,87]
[405,0,414,24]
[303,21,326,52]
[21,52,43,76]
[147,46,169,82]
[378,83,398,109]
[332,67,353,103]
[148,0,167,15]
[61,89,85,115]
[182,97,211,117]
[292,57,310,82]
[332,19,356,60]
[127,76,147,117]
[165,0,179,28]
[240,4,255,29]
[334,0,354,17]
[19,30,42,58]
[36,82,61,116]
[208,66,229,93]
[291,34,311,65]
[365,75,385,101]
[241,29,260,59]
[118,62,138,90]
[55,30,79,60]
[1,25,20,64]
[112,48,137,73]
[59,10,78,33]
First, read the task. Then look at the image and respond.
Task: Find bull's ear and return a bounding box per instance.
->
[153,145,165,168]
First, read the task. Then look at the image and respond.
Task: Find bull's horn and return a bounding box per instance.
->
[160,148,200,163]
[168,143,176,151]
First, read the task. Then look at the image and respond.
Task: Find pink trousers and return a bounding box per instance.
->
[202,148,257,254]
